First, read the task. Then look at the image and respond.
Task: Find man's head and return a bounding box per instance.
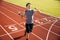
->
[26,3,31,9]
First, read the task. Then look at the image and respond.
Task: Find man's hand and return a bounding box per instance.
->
[18,14,24,17]
[18,11,24,17]
[18,14,21,15]
[34,8,39,11]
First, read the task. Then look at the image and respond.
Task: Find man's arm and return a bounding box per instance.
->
[34,8,41,13]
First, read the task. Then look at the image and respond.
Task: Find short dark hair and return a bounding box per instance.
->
[26,3,31,7]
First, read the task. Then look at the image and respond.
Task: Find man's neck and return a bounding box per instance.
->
[27,9,32,10]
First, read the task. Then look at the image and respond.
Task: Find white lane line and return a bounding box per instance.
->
[0,11,24,29]
[31,33,43,40]
[34,19,60,28]
[34,20,60,36]
[0,25,14,40]
[0,11,43,40]
[0,6,20,18]
[0,29,25,37]
[54,25,60,28]
[2,3,18,11]
[0,22,24,37]
[0,21,25,37]
[2,2,23,10]
[34,19,55,25]
[46,20,58,40]
[44,20,60,28]
[37,24,60,36]
[0,24,37,37]
[35,19,60,29]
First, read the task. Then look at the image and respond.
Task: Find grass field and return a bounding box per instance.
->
[4,0,60,18]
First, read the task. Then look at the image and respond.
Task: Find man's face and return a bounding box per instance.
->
[26,4,31,9]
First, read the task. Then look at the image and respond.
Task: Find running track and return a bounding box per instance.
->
[0,1,60,40]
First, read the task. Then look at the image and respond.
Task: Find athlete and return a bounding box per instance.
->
[14,3,39,40]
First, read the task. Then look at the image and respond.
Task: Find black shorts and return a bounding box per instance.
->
[25,23,34,33]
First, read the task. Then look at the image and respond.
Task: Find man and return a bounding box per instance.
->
[24,3,34,40]
[14,3,39,40]
[24,3,39,40]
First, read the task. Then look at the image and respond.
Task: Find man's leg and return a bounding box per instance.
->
[30,23,33,32]
[24,24,28,36]
[26,33,30,40]
[26,24,33,40]
[24,30,26,36]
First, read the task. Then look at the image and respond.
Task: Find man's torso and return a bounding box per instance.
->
[25,9,34,24]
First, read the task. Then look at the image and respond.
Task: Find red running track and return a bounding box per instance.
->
[0,1,60,40]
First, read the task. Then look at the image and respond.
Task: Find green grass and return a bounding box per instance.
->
[4,0,60,18]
